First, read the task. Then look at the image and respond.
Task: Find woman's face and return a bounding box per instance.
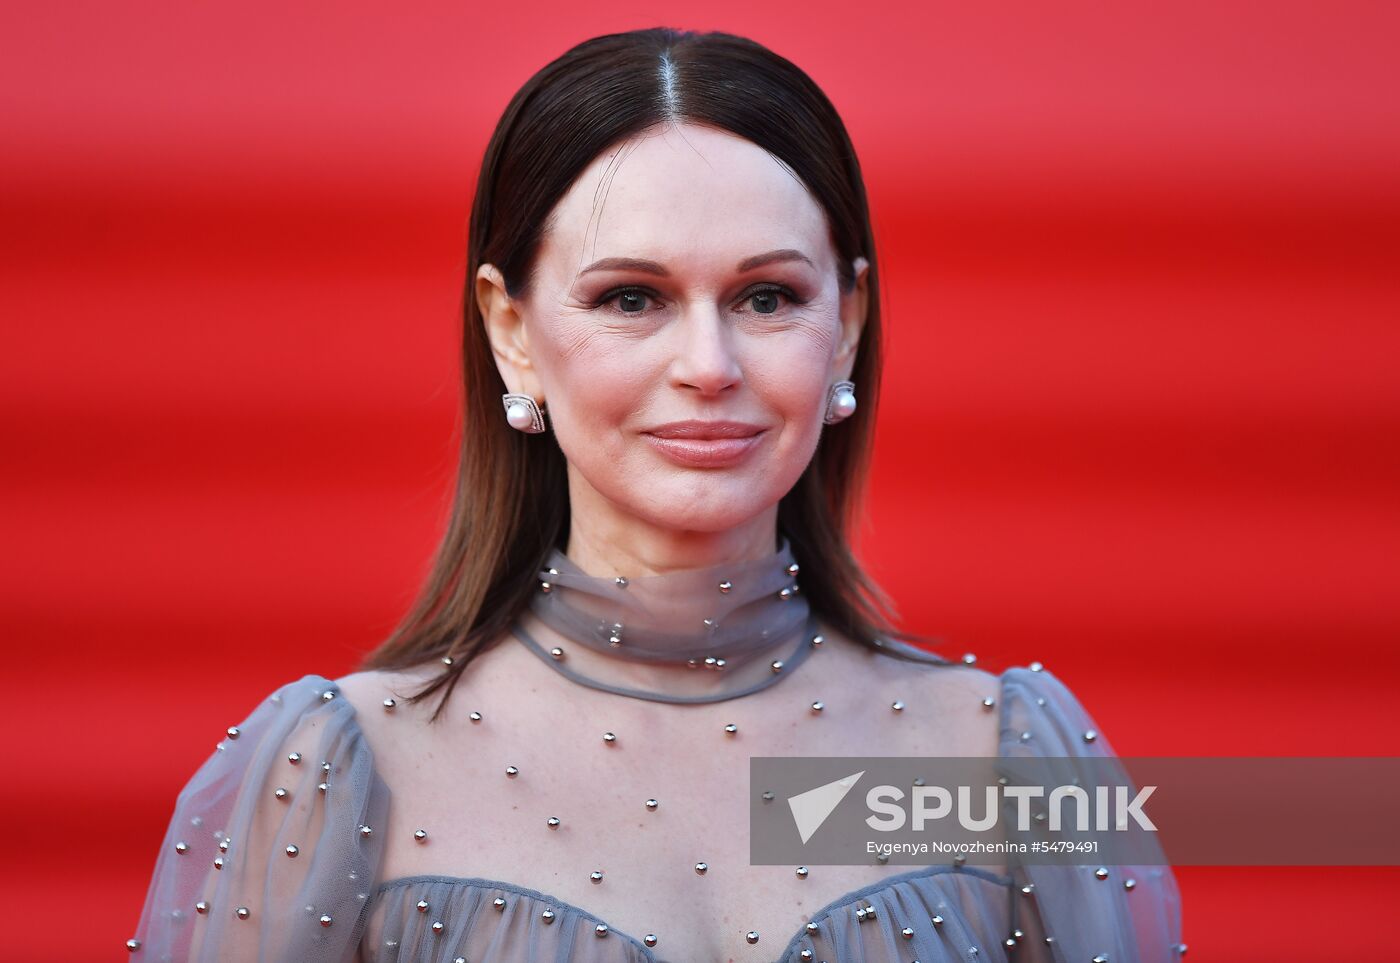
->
[479,121,868,539]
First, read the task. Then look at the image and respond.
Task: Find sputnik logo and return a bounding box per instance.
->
[787,770,865,843]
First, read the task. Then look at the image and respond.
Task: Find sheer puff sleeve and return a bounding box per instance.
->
[998,666,1185,963]
[130,675,389,962]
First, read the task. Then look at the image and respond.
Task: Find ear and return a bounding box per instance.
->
[833,256,870,381]
[476,262,544,400]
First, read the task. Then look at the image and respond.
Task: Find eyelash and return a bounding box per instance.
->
[591,283,805,317]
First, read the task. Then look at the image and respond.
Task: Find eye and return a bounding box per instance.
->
[742,284,801,316]
[593,286,659,315]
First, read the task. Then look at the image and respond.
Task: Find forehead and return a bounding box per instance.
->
[538,122,832,276]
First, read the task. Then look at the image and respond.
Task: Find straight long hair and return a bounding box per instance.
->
[362,27,952,717]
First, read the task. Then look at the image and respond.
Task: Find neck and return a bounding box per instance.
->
[564,478,781,577]
[516,526,816,703]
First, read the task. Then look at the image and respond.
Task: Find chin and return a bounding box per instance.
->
[633,491,777,535]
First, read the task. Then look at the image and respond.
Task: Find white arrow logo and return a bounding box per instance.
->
[788,771,866,844]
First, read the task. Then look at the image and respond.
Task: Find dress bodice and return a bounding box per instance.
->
[129,638,1183,962]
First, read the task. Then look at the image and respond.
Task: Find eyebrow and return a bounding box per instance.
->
[577,248,816,278]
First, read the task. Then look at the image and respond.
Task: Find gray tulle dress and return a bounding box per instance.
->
[130,538,1184,962]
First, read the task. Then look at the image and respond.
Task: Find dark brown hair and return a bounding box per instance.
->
[362,26,951,716]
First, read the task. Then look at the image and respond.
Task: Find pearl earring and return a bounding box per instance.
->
[823,380,857,424]
[502,392,548,433]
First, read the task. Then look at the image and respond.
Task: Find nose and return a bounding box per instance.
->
[670,305,742,396]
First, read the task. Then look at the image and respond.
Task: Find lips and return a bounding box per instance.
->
[644,420,765,440]
[641,421,766,467]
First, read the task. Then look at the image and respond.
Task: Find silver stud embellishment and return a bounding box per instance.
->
[779,587,794,600]
[962,652,977,665]
[226,726,240,740]
[771,660,784,673]
[413,829,428,843]
[590,870,604,884]
[285,845,299,858]
[492,897,506,910]
[718,580,732,593]
[723,723,738,736]
[547,817,560,830]
[382,698,395,712]
[288,752,301,765]
[274,787,289,801]
[506,765,519,778]
[694,861,708,875]
[195,901,208,915]
[549,647,564,660]
[891,700,905,712]
[541,908,555,923]
[602,731,616,744]
[594,923,609,937]
[469,711,482,723]
[810,634,824,647]
[320,690,335,702]
[982,697,996,710]
[1095,867,1110,879]
[359,825,372,838]
[645,798,659,811]
[319,915,333,927]
[746,931,760,944]
[175,841,189,855]
[235,907,250,920]
[126,939,140,952]
[796,866,808,878]
[1083,729,1098,743]
[614,576,628,588]
[416,900,429,913]
[1030,661,1044,671]
[644,934,658,947]
[539,581,552,594]
[213,857,223,870]
[810,700,824,713]
[1124,878,1137,890]
[431,921,444,935]
[787,562,800,576]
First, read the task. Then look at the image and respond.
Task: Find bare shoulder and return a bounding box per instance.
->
[821,625,1003,756]
[826,625,1001,701]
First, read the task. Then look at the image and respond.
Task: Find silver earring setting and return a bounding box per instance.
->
[502,393,548,433]
[823,380,857,424]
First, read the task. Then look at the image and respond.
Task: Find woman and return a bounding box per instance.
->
[129,27,1183,963]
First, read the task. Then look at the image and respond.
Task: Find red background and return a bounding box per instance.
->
[2,2,1397,960]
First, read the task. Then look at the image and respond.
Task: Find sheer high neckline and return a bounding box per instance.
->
[510,535,821,703]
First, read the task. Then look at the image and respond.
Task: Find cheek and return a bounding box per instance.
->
[746,339,833,423]
[532,323,657,447]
